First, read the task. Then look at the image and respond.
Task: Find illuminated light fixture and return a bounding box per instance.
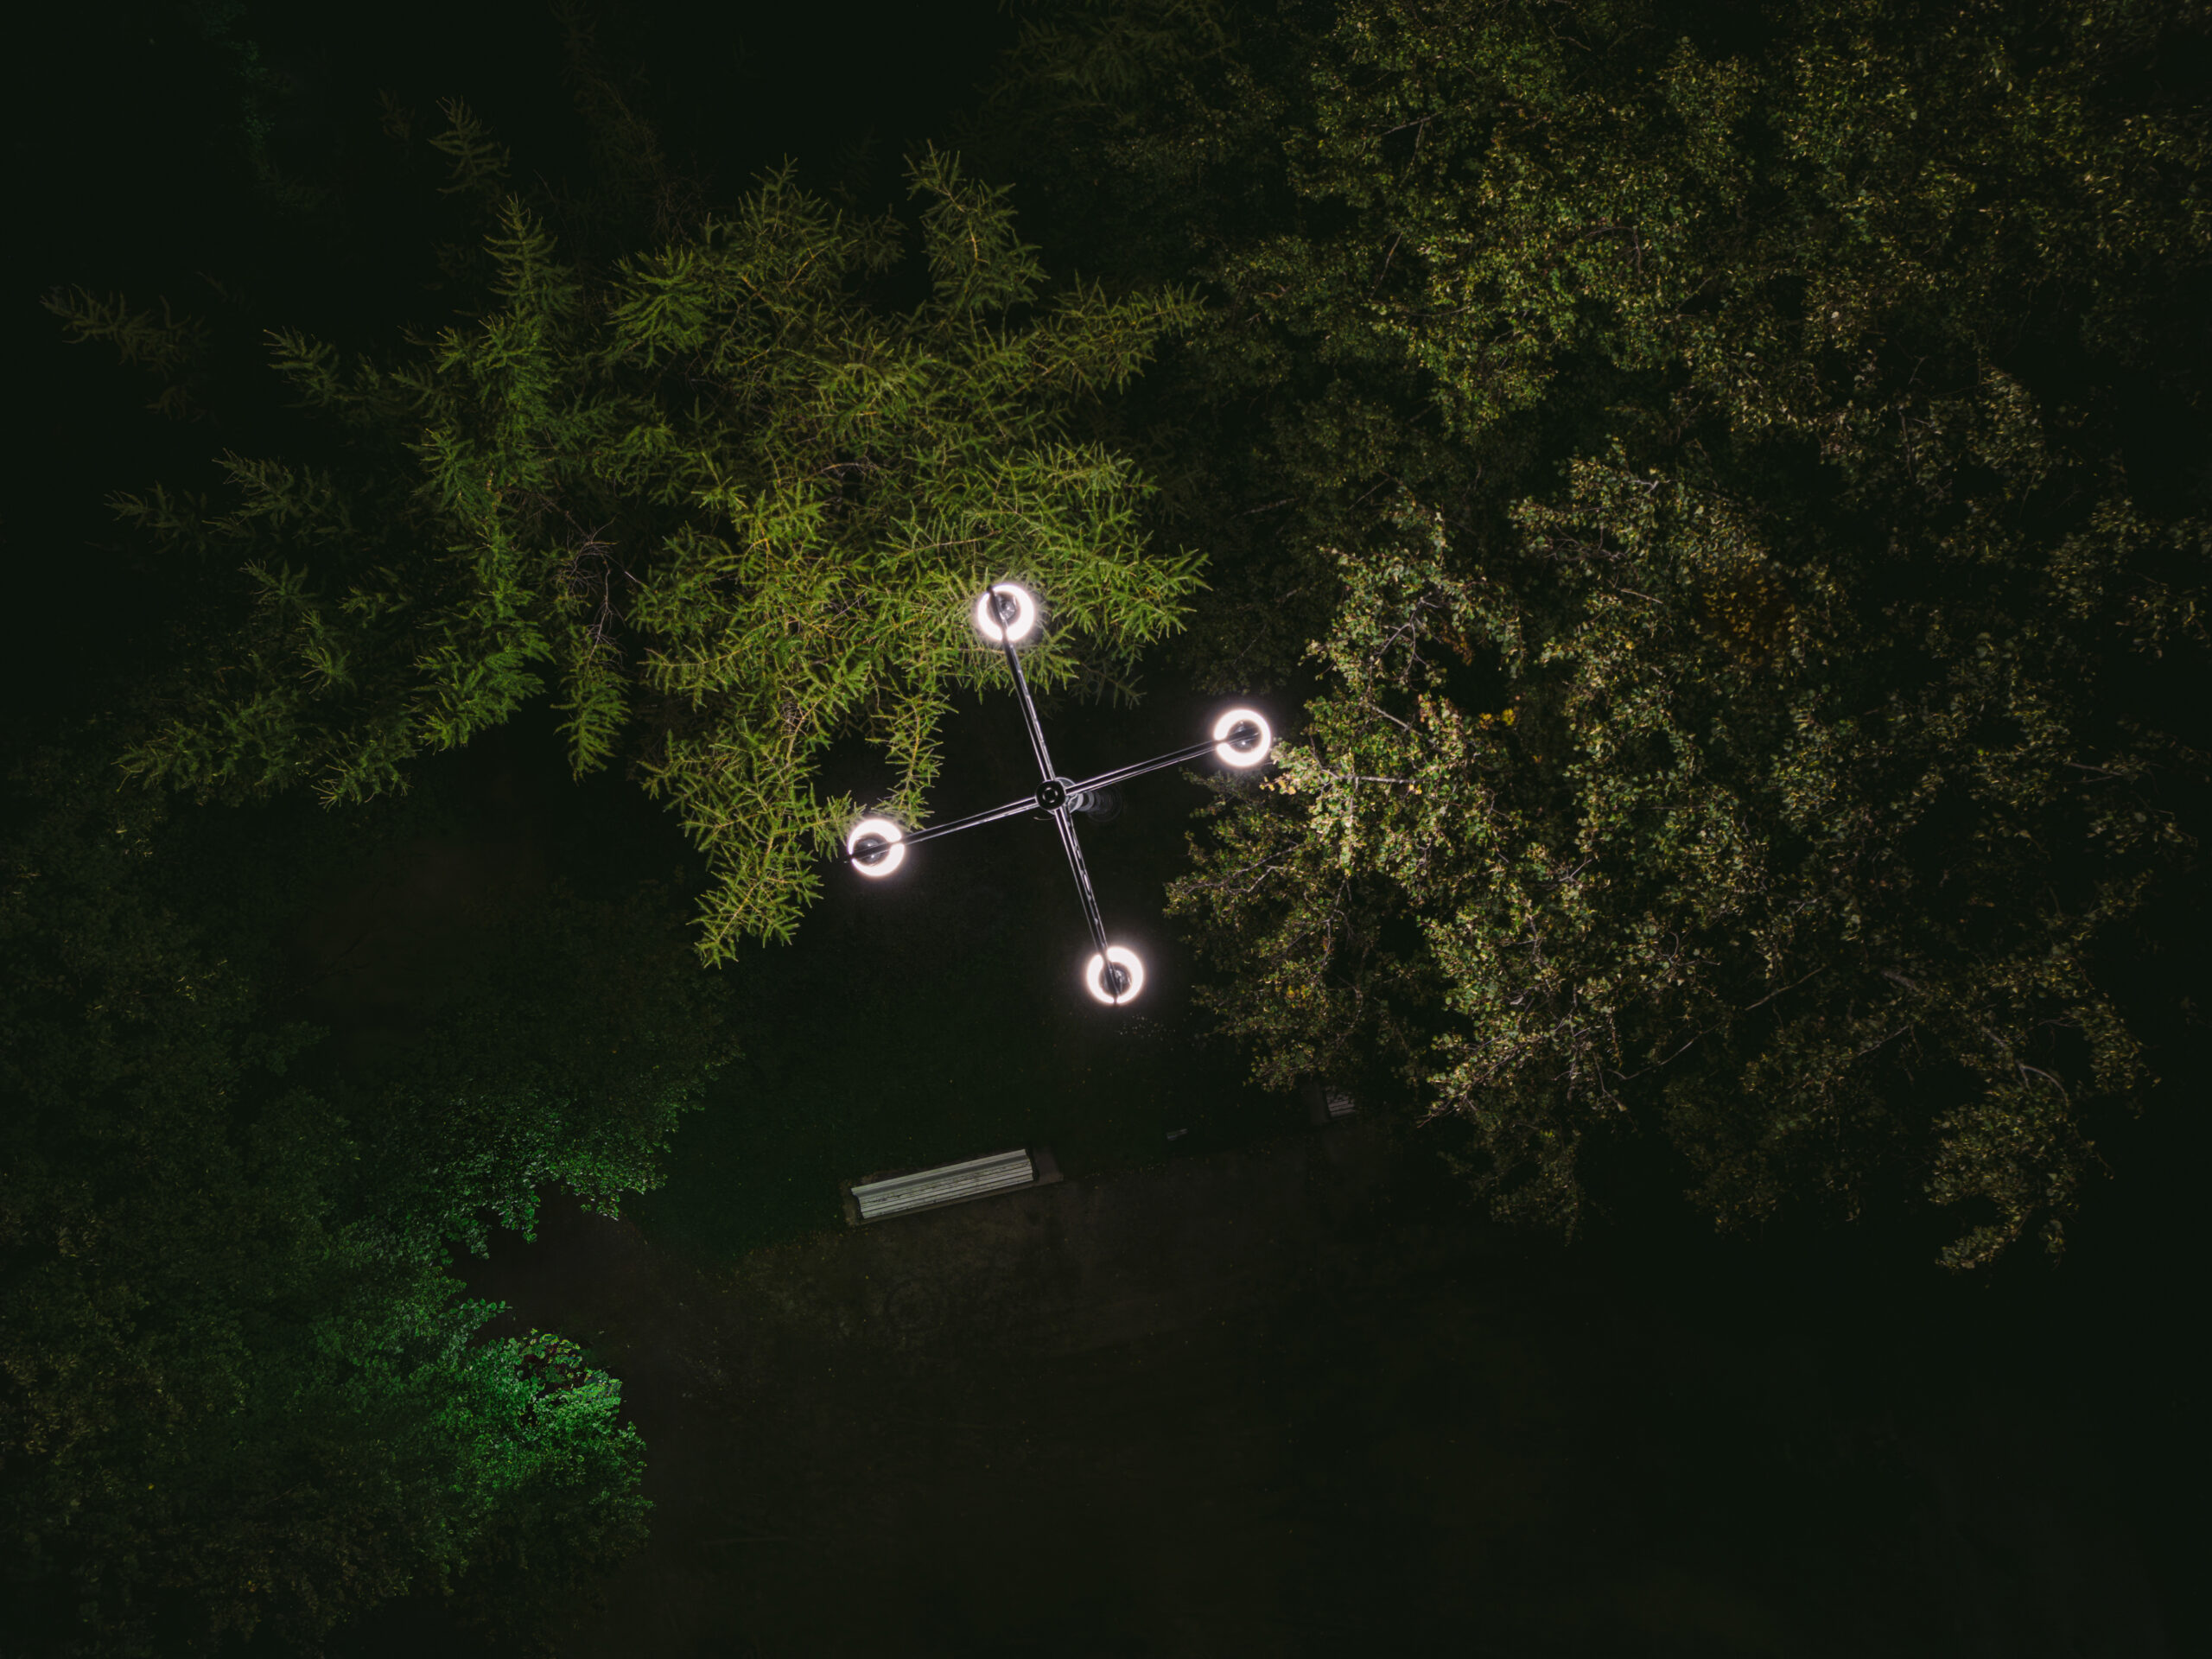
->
[1084,945,1147,1007]
[973,582,1039,645]
[1213,708,1273,768]
[844,816,906,878]
[836,583,1279,1007]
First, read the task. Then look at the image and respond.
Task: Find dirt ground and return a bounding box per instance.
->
[435,1122,2171,1659]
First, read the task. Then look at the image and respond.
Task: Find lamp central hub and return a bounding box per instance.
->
[1035,777,1070,811]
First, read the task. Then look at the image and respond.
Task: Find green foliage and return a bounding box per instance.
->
[42,289,212,420]
[1004,0,1236,107]
[86,117,1202,958]
[339,867,741,1265]
[995,0,2212,1262]
[0,755,706,1652]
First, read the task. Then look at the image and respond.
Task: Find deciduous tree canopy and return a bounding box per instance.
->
[976,0,2212,1265]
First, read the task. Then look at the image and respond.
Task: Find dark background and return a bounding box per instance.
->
[6,3,2202,1653]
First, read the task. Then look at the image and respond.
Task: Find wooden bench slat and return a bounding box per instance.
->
[850,1149,1036,1221]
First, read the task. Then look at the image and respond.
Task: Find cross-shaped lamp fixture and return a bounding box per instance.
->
[836,583,1273,1006]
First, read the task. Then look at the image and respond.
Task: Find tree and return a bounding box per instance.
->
[0,747,730,1653]
[56,109,1203,959]
[980,0,2212,1264]
[22,72,1211,1644]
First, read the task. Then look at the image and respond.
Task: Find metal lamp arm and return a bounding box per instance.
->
[1069,738,1224,798]
[997,627,1058,782]
[835,721,1265,865]
[1050,810,1113,960]
[830,792,1039,863]
[994,592,1109,958]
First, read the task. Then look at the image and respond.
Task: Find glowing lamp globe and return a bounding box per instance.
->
[844,817,906,878]
[1212,709,1273,768]
[1084,945,1147,1007]
[974,582,1039,645]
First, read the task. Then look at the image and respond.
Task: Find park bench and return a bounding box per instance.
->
[841,1147,1062,1225]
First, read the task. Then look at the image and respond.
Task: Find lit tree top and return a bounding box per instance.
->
[71,124,1203,957]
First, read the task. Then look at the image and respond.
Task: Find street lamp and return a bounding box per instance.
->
[837,582,1274,1005]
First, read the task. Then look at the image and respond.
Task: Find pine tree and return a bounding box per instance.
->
[57,111,1202,959]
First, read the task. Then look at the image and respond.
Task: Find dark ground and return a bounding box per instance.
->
[347,1118,2171,1658]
